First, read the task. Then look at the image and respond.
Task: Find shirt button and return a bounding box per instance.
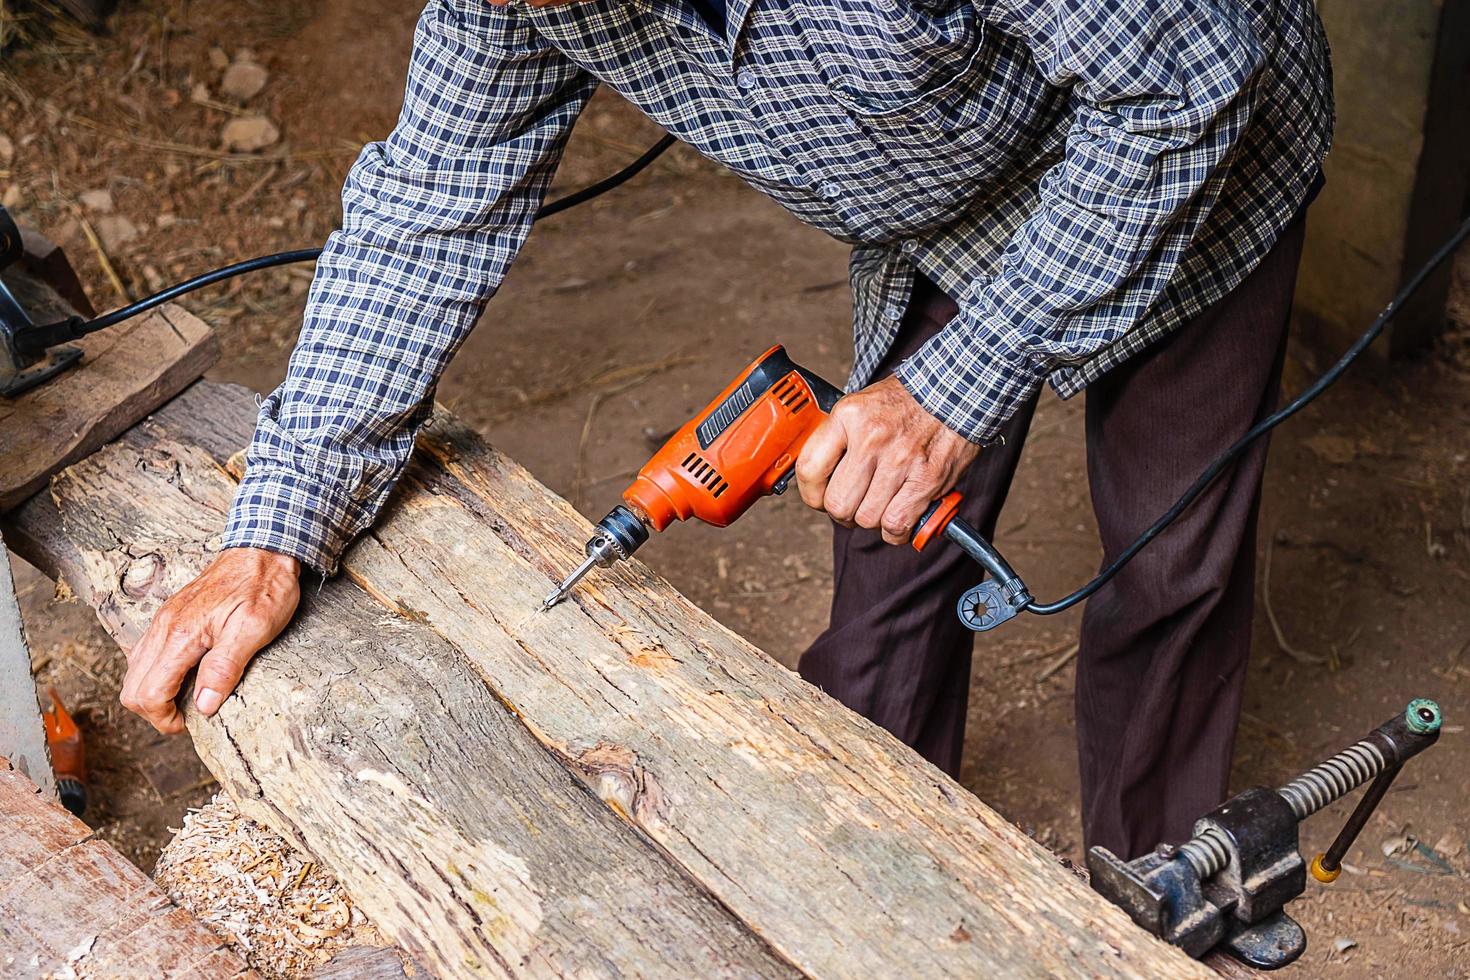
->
[818,181,840,199]
[901,239,917,255]
[884,306,902,321]
[736,69,756,91]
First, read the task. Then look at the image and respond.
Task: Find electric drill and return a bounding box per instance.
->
[542,345,1027,611]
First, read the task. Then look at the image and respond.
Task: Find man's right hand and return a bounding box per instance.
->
[121,548,301,734]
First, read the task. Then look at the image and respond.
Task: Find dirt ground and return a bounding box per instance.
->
[3,1,1468,975]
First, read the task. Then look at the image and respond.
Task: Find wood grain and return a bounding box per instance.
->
[6,380,1211,978]
[0,755,253,978]
[345,411,1215,979]
[0,266,217,512]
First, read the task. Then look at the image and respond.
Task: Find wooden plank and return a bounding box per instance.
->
[0,553,51,796]
[6,380,1211,978]
[0,265,217,512]
[8,384,797,979]
[0,756,254,978]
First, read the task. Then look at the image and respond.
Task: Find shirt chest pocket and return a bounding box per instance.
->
[818,16,1019,185]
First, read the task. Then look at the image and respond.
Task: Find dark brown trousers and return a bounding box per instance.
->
[799,219,1307,859]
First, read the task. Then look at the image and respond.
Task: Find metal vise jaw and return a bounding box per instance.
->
[1089,787,1306,968]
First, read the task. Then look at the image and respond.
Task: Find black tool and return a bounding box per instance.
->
[0,206,87,396]
[1088,698,1442,969]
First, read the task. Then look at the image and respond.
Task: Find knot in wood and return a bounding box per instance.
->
[121,552,166,598]
[572,742,667,826]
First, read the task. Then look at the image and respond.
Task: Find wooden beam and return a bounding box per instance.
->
[0,266,217,512]
[7,384,798,979]
[5,381,1211,978]
[0,755,254,978]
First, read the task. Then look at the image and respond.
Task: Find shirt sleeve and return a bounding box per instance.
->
[221,0,597,574]
[896,0,1267,444]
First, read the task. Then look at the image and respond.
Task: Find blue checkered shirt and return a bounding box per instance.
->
[225,0,1333,574]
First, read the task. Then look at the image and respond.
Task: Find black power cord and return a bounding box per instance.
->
[1024,210,1470,616]
[15,133,679,354]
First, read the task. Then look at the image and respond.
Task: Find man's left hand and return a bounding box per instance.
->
[796,376,980,545]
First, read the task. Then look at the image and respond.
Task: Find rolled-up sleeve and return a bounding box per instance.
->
[898,0,1266,444]
[222,0,597,573]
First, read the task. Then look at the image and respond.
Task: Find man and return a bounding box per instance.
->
[121,0,1332,858]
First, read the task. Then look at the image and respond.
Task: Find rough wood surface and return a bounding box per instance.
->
[8,384,796,979]
[347,414,1213,978]
[0,755,253,979]
[5,380,1211,978]
[0,266,217,512]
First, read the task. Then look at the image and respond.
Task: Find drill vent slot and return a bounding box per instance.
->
[682,452,729,498]
[771,375,811,414]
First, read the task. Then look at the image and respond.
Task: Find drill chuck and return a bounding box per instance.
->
[595,504,651,559]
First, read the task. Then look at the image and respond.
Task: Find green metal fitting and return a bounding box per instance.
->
[1405,698,1442,735]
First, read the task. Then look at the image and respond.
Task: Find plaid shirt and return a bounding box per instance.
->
[225,0,1333,574]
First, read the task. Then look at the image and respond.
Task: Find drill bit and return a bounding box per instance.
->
[541,528,632,611]
[541,506,652,610]
[541,552,600,611]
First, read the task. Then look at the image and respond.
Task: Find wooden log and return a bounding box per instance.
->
[7,384,797,979]
[4,380,1211,978]
[0,265,217,512]
[0,755,254,978]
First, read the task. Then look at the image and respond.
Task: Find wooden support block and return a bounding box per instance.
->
[4,381,1211,978]
[0,265,217,512]
[0,755,253,978]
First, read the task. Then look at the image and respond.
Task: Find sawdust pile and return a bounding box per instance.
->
[153,793,385,979]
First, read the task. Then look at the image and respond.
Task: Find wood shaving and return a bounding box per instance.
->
[154,793,386,979]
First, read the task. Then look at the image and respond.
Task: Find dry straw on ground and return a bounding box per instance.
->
[154,793,388,979]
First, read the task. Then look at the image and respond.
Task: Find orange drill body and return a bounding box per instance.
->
[622,345,843,532]
[540,345,844,609]
[540,344,984,611]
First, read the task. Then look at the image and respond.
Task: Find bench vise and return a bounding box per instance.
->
[1089,698,1442,969]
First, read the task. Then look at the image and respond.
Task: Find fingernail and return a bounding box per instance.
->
[195,687,224,715]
